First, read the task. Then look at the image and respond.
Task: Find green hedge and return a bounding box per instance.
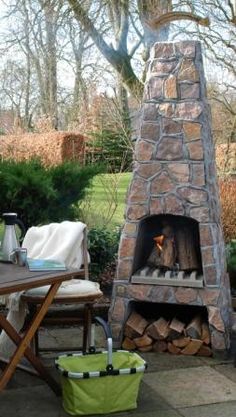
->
[0,159,100,229]
[88,227,120,281]
[227,239,236,293]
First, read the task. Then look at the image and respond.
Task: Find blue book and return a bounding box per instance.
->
[27,258,67,271]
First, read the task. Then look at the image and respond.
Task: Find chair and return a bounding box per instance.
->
[21,222,103,355]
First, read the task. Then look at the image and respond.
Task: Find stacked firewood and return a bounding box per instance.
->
[122,312,212,357]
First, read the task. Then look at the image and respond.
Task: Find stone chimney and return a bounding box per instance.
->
[109,41,232,354]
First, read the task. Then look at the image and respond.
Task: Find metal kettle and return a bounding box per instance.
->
[1,213,26,261]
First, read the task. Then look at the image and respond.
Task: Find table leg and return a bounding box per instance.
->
[0,282,61,395]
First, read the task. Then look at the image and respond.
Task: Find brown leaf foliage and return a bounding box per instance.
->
[0,131,85,166]
[219,178,236,242]
[215,144,236,174]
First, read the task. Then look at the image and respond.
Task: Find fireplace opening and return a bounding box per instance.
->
[131,214,203,287]
[123,301,212,356]
[130,301,208,322]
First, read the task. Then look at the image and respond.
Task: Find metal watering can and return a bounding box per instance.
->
[1,213,26,261]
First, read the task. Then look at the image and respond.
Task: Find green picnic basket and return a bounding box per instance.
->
[55,317,147,415]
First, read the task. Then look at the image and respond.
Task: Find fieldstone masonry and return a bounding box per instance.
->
[109,41,232,353]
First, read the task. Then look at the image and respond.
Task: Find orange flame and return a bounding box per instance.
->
[154,235,165,252]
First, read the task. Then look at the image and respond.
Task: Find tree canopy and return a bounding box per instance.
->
[67,0,215,98]
[0,0,235,130]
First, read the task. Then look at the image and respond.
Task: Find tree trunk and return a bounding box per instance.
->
[137,0,172,60]
[43,1,58,129]
[68,0,143,98]
[69,25,88,112]
[68,0,210,99]
[22,0,31,130]
[117,79,132,135]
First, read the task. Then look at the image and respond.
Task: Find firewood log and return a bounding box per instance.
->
[122,337,136,351]
[148,226,176,268]
[181,339,203,355]
[168,317,185,339]
[167,342,181,354]
[175,226,200,270]
[138,345,153,352]
[196,344,212,357]
[170,317,185,333]
[160,236,176,269]
[124,312,149,339]
[146,317,170,340]
[172,336,190,348]
[147,246,161,267]
[201,322,211,345]
[152,340,168,352]
[185,316,202,340]
[133,334,153,348]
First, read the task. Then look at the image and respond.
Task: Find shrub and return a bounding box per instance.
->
[45,162,101,223]
[86,129,133,173]
[219,177,236,243]
[88,226,120,282]
[226,240,236,293]
[0,159,100,229]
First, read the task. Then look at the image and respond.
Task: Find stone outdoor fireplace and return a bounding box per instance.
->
[109,41,232,354]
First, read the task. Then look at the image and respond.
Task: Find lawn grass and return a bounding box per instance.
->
[0,172,132,236]
[80,172,132,229]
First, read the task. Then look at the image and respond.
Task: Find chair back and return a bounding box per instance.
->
[82,228,89,280]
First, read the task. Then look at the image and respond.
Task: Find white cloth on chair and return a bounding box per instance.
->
[23,221,87,268]
[0,221,93,357]
[0,294,27,357]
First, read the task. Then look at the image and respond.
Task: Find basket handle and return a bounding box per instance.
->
[94,316,113,372]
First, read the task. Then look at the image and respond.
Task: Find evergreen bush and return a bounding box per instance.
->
[226,240,236,294]
[0,159,100,229]
[88,226,120,281]
[87,129,133,173]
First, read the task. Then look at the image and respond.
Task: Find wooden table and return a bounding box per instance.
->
[0,262,83,395]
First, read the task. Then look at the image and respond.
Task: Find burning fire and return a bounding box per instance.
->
[154,235,165,252]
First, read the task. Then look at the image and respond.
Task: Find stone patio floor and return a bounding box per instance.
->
[1,325,236,417]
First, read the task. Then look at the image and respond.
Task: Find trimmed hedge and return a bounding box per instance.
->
[219,177,236,243]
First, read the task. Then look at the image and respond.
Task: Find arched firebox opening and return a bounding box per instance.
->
[131,214,203,286]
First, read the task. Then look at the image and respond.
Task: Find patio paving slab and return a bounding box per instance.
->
[213,363,236,384]
[0,373,176,417]
[0,385,66,417]
[143,365,236,408]
[179,401,236,417]
[140,351,226,373]
[103,410,183,417]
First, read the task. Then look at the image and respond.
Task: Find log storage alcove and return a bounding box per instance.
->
[109,40,232,355]
[122,303,212,356]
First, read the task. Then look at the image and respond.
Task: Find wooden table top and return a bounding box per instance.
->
[0,262,84,295]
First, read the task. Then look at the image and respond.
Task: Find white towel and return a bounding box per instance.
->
[0,221,87,357]
[23,221,86,268]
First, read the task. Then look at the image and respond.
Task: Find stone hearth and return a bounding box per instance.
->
[109,41,232,353]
